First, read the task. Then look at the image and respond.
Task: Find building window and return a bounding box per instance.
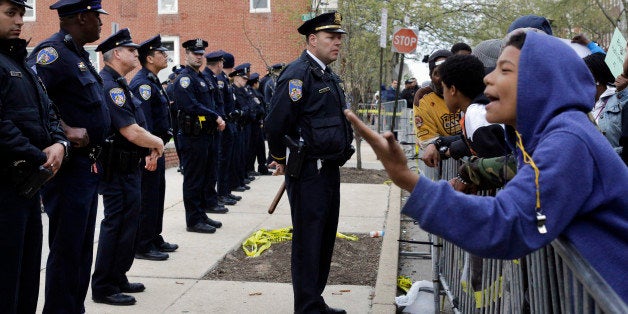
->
[24,0,35,21]
[158,0,177,14]
[250,0,270,13]
[158,36,180,83]
[85,46,100,70]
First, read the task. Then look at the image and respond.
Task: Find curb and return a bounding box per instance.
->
[371,184,401,313]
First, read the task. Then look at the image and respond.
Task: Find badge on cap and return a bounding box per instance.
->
[36,47,59,65]
[139,84,152,100]
[289,79,303,102]
[109,88,126,107]
[180,77,190,88]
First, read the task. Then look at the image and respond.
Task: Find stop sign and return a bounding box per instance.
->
[392,28,418,54]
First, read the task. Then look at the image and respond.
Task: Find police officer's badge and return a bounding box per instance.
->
[36,47,59,65]
[180,77,190,88]
[109,88,126,107]
[200,81,206,87]
[289,79,303,102]
[139,84,152,100]
[217,81,224,89]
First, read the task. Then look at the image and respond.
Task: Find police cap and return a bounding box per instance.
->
[267,63,285,71]
[297,11,346,35]
[7,0,32,9]
[95,28,140,53]
[247,72,260,85]
[223,52,235,69]
[229,63,251,78]
[182,38,208,54]
[205,50,224,62]
[50,0,108,17]
[138,35,168,60]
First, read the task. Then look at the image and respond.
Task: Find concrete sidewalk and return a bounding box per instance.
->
[35,142,401,313]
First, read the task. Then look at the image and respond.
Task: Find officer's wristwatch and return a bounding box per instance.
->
[56,140,70,159]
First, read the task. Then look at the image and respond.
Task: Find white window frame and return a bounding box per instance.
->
[24,0,36,22]
[158,0,178,14]
[84,46,100,70]
[158,36,180,83]
[250,0,270,13]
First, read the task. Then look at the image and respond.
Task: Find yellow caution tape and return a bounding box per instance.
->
[198,115,206,122]
[383,179,393,185]
[242,227,359,257]
[397,275,412,292]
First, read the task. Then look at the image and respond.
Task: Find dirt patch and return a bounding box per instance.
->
[204,234,382,286]
[340,167,389,184]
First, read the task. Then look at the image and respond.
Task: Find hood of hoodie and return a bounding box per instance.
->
[507,15,553,35]
[515,32,595,151]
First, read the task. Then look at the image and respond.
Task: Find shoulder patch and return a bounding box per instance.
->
[289,79,303,102]
[180,76,191,88]
[139,84,152,100]
[36,47,59,65]
[109,88,126,107]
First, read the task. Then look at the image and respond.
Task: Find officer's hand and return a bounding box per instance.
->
[270,161,285,176]
[421,143,440,168]
[344,109,419,192]
[216,116,226,131]
[42,143,65,175]
[65,126,90,147]
[153,143,164,158]
[144,155,157,172]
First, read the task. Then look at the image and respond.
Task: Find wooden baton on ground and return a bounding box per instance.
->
[268,181,286,214]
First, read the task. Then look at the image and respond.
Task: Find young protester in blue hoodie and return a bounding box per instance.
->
[344,30,628,301]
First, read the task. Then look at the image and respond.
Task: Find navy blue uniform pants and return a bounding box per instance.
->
[42,156,100,313]
[204,133,219,207]
[218,124,235,196]
[0,182,42,314]
[286,160,340,313]
[178,132,212,226]
[230,126,245,189]
[92,169,141,297]
[136,156,166,253]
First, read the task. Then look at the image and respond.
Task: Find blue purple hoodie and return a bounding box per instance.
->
[402,31,628,300]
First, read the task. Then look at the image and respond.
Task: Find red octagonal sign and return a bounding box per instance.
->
[392,28,418,54]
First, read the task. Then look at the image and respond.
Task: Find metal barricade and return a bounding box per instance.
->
[423,158,628,313]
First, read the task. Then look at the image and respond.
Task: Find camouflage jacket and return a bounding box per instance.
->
[458,155,517,190]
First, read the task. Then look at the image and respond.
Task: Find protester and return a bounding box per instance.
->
[345,30,628,301]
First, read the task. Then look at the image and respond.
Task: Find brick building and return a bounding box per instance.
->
[19,0,338,82]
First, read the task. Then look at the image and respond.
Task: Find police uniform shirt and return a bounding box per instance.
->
[217,72,236,117]
[100,66,147,146]
[202,68,225,117]
[0,38,66,165]
[28,30,110,146]
[129,67,171,136]
[233,85,256,121]
[173,66,219,118]
[265,50,353,162]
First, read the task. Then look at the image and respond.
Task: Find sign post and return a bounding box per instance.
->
[390,28,418,133]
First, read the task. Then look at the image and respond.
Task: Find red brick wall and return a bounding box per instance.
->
[164,143,179,169]
[23,0,309,78]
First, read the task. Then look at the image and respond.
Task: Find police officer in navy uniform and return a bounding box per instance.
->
[202,51,236,207]
[204,50,240,205]
[265,12,354,314]
[230,63,258,184]
[174,39,226,234]
[27,0,109,312]
[130,35,179,262]
[90,29,165,306]
[262,63,285,110]
[0,1,68,312]
[247,73,270,175]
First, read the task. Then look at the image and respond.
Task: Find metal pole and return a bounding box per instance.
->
[377,47,383,134]
[390,53,404,133]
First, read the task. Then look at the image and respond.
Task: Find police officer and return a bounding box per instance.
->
[0,1,68,312]
[262,63,285,109]
[174,39,226,233]
[265,12,354,314]
[27,0,109,312]
[204,50,240,205]
[130,35,178,261]
[247,73,270,175]
[90,29,164,306]
[230,63,257,184]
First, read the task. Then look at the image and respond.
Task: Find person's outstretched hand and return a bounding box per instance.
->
[344,109,419,191]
